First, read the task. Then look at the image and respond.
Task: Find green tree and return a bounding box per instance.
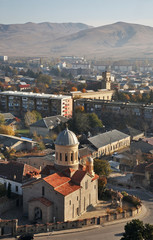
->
[94,159,112,177]
[68,113,89,134]
[32,110,42,121]
[87,113,103,129]
[24,111,37,127]
[37,73,52,85]
[144,224,153,240]
[121,219,144,240]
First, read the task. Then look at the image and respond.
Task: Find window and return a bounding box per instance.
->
[65,153,68,162]
[42,186,45,196]
[69,200,71,205]
[71,153,73,161]
[60,153,62,161]
[16,186,18,192]
[85,181,88,190]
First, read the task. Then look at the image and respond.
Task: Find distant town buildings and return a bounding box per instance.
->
[0,56,8,62]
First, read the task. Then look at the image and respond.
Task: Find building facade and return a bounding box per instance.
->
[0,91,73,118]
[22,128,98,223]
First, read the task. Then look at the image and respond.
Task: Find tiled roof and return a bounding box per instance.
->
[131,141,153,154]
[122,126,144,139]
[62,168,76,177]
[30,115,68,129]
[55,181,80,196]
[88,130,130,149]
[133,163,147,174]
[29,197,52,207]
[0,161,40,183]
[92,174,99,181]
[71,170,86,185]
[43,172,71,188]
[40,165,56,176]
[79,147,91,159]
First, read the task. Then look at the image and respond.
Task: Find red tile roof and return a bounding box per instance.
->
[29,197,52,207]
[43,172,71,188]
[71,170,86,185]
[92,174,99,181]
[40,165,56,176]
[55,181,81,196]
[62,168,76,177]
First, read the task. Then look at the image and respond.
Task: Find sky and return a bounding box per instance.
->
[1,0,153,27]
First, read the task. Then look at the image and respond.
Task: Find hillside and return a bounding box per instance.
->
[1,22,153,58]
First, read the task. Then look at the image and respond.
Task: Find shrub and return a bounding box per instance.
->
[123,195,141,207]
[121,191,128,197]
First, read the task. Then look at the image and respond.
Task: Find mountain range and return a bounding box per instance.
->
[1,21,153,58]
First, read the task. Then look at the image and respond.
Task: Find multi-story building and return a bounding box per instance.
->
[74,98,153,126]
[68,89,114,101]
[0,91,72,118]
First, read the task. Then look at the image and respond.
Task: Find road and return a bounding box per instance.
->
[34,187,153,240]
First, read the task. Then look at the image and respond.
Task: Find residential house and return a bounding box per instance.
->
[0,161,40,195]
[29,115,68,137]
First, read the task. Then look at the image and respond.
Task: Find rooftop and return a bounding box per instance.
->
[88,130,130,149]
[0,91,72,100]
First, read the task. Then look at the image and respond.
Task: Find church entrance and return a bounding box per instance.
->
[34,207,42,220]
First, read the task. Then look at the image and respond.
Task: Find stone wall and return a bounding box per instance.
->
[15,205,142,237]
[0,205,142,237]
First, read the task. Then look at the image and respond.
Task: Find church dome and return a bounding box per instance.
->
[55,128,79,146]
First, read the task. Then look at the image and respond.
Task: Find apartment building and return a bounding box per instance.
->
[74,98,153,125]
[0,91,72,118]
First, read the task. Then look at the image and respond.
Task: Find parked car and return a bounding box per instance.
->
[18,233,34,240]
[112,152,118,157]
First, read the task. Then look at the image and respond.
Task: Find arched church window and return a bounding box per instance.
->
[71,153,73,161]
[65,153,68,161]
[60,153,62,161]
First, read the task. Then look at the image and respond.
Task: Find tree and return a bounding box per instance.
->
[144,224,153,240]
[94,159,112,177]
[121,219,153,240]
[32,110,42,121]
[71,87,78,92]
[24,111,37,127]
[68,113,89,134]
[0,114,5,125]
[37,73,52,85]
[82,88,86,93]
[87,113,103,129]
[75,105,84,113]
[0,125,15,135]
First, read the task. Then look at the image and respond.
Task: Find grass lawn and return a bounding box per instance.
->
[15,129,30,136]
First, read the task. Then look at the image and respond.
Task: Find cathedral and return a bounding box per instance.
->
[22,128,99,223]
